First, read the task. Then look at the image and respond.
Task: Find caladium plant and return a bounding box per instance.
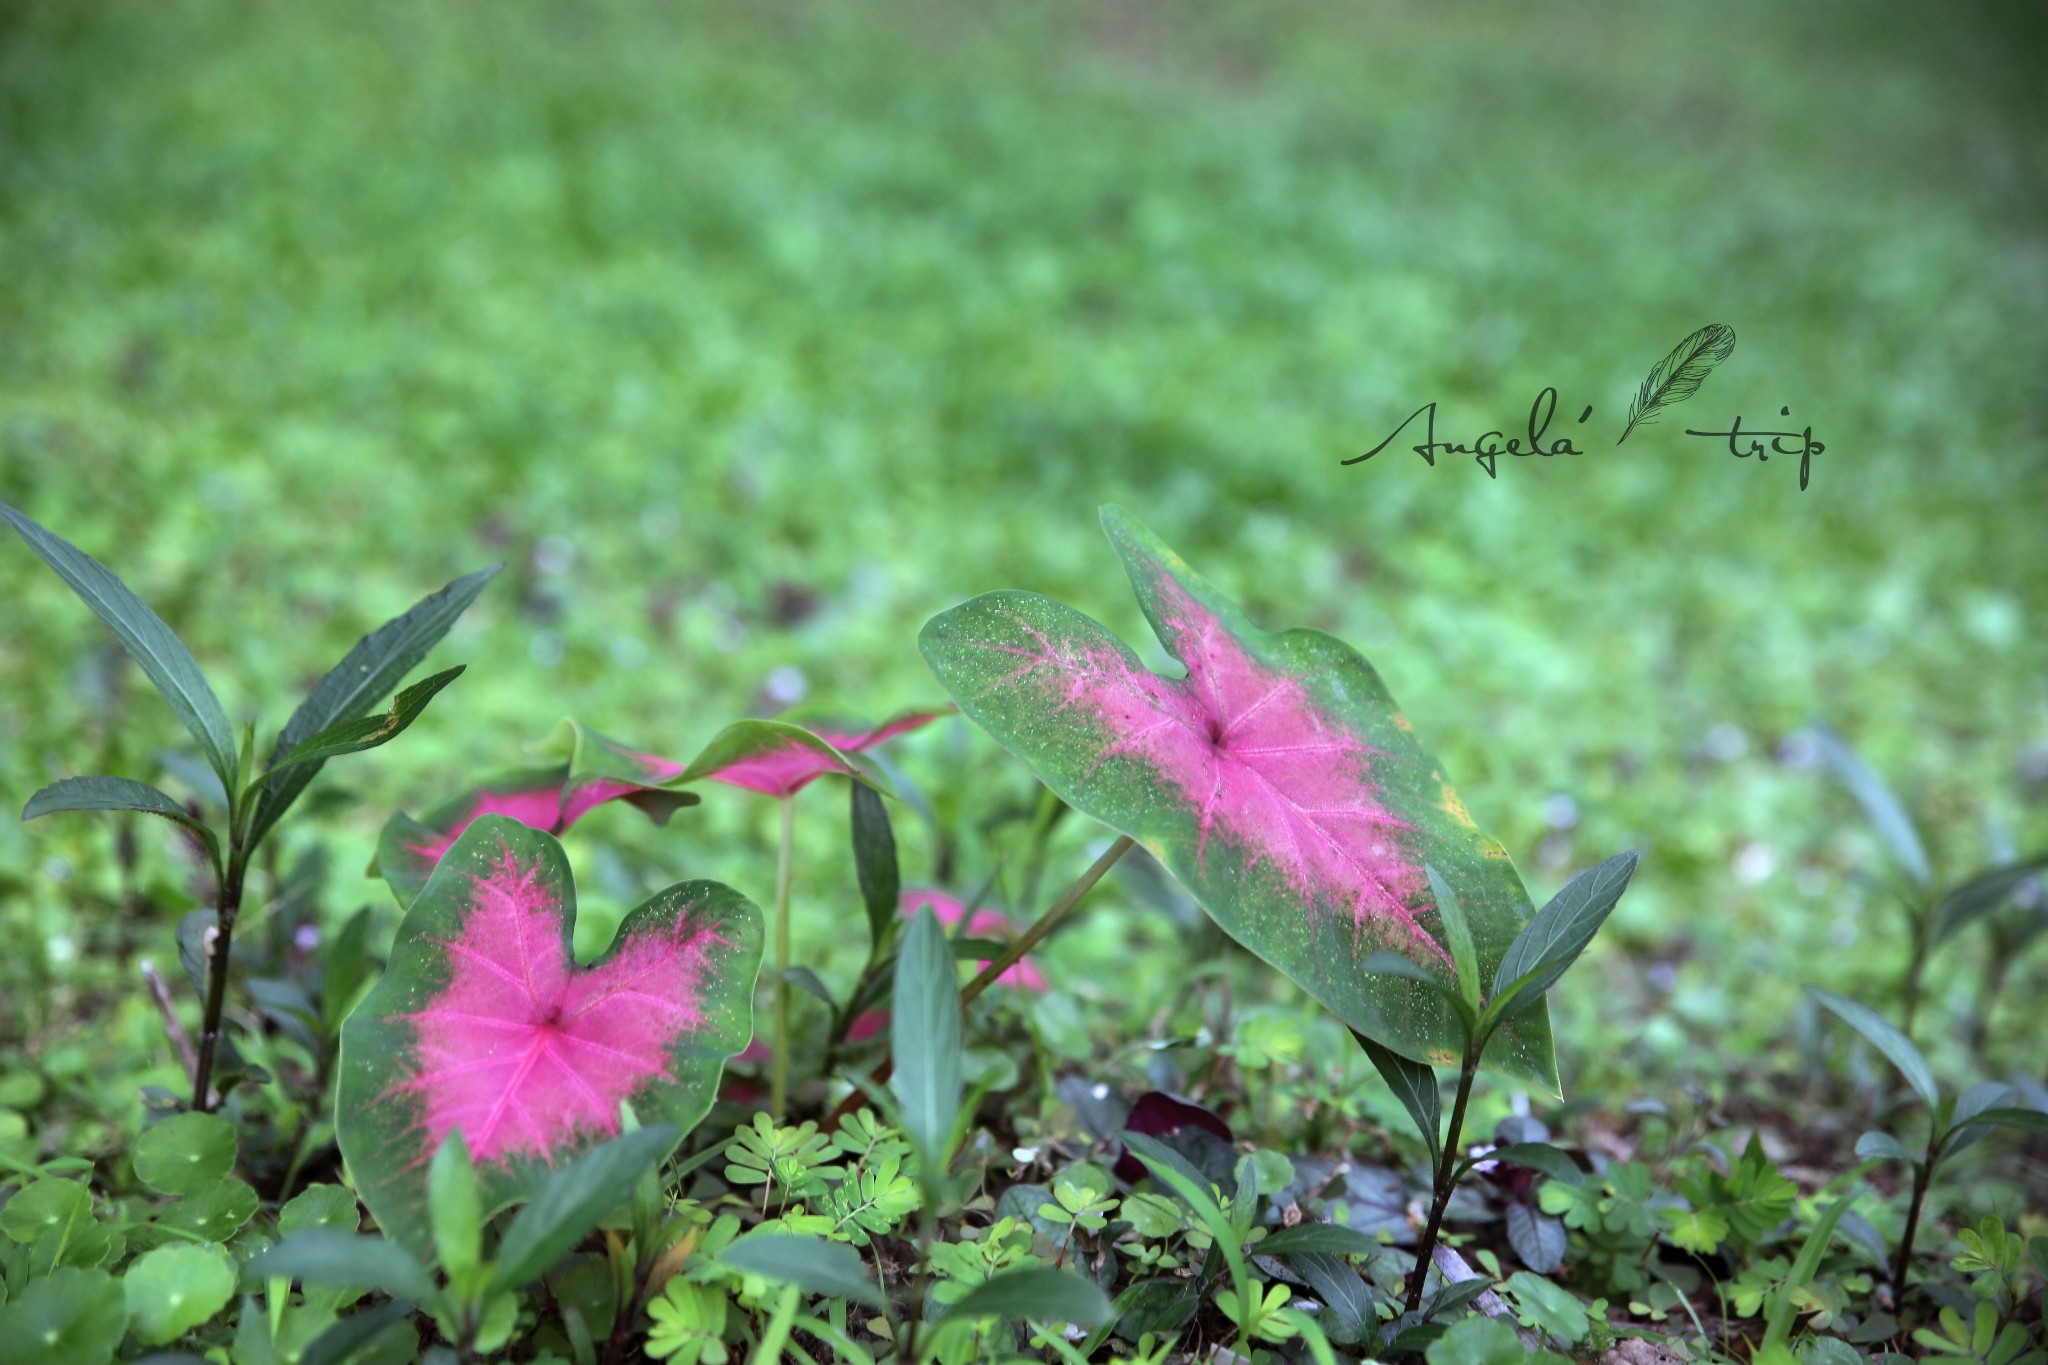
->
[680,710,947,798]
[920,505,1554,1088]
[375,713,946,904]
[338,815,763,1255]
[375,721,701,906]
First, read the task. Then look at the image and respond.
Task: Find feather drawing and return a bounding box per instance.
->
[1617,322,1735,444]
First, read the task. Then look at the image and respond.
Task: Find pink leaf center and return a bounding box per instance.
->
[396,845,722,1165]
[984,576,1443,961]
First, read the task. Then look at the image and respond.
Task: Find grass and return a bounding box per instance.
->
[2,0,2045,1113]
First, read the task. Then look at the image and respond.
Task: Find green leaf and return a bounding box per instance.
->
[154,1176,258,1242]
[1358,951,1476,1039]
[263,667,465,778]
[337,817,761,1256]
[1811,723,1931,889]
[252,1231,437,1303]
[1804,986,1938,1110]
[1503,1270,1590,1345]
[0,1180,90,1247]
[1949,1107,2048,1141]
[427,1132,481,1282]
[1488,851,1639,1012]
[1256,1222,1382,1257]
[1427,864,1481,1011]
[720,1233,885,1308]
[1425,1313,1525,1365]
[939,1265,1112,1326]
[123,1244,237,1345]
[132,1112,238,1197]
[279,1184,360,1237]
[671,719,893,797]
[299,1299,418,1365]
[918,506,1555,1086]
[1485,1142,1584,1186]
[249,565,501,848]
[1119,1130,1252,1304]
[22,776,221,874]
[0,502,238,790]
[1932,855,2048,945]
[849,780,901,957]
[1939,1082,2016,1161]
[1854,1130,1908,1162]
[891,904,963,1166]
[0,1266,128,1365]
[1759,1196,1857,1354]
[1356,1031,1441,1166]
[487,1124,679,1294]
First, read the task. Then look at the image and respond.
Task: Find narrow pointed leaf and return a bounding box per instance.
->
[720,1234,885,1308]
[2,501,237,787]
[1804,986,1938,1109]
[426,1133,481,1281]
[1483,1142,1583,1186]
[248,565,500,847]
[337,816,762,1255]
[1356,1032,1440,1164]
[1949,1107,2048,1141]
[1932,855,2048,945]
[1256,1222,1383,1257]
[299,1299,417,1365]
[487,1123,680,1294]
[23,775,221,872]
[264,667,465,777]
[892,905,963,1164]
[939,1266,1112,1327]
[250,1231,436,1303]
[1426,864,1480,1010]
[850,781,901,955]
[1489,850,1640,1003]
[1812,724,1931,889]
[921,508,1551,1083]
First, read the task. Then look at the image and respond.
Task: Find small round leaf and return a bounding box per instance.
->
[132,1113,238,1196]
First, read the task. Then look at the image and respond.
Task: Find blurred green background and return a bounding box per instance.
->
[3,3,2044,1098]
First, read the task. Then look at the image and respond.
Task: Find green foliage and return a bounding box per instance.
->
[645,1279,731,1364]
[724,1113,841,1206]
[1663,1136,1798,1256]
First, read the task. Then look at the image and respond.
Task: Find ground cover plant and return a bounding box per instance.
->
[2,499,2043,1364]
[1,4,2044,1363]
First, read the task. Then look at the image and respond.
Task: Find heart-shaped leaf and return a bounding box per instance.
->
[338,815,762,1254]
[374,721,704,905]
[920,506,1552,1086]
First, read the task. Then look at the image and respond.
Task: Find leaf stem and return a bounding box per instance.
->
[1405,1045,1477,1316]
[1892,1150,1931,1293]
[771,795,795,1119]
[960,836,1133,1008]
[827,835,1135,1129]
[190,836,248,1112]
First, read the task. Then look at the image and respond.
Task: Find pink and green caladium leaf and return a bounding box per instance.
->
[919,506,1555,1089]
[673,709,947,799]
[375,722,702,905]
[339,815,762,1256]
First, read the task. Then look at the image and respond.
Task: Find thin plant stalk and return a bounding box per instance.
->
[829,835,1135,1126]
[771,794,795,1119]
[960,835,1134,1006]
[1405,1044,1478,1316]
[190,834,249,1112]
[1893,1152,1931,1292]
